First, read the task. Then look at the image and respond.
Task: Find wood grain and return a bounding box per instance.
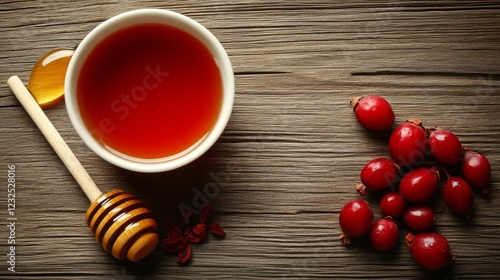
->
[1,1,500,279]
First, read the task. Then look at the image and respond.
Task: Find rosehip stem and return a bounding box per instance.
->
[434,163,451,180]
[417,162,442,180]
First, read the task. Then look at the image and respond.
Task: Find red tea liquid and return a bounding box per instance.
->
[78,24,222,159]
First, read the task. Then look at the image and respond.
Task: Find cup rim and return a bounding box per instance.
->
[65,9,234,173]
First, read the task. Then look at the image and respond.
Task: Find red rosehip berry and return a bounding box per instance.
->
[350,95,395,131]
[442,176,473,216]
[357,158,399,195]
[406,232,453,270]
[389,120,429,167]
[370,217,399,251]
[428,128,463,165]
[339,199,374,244]
[403,205,435,231]
[462,149,491,188]
[399,166,440,203]
[380,192,406,218]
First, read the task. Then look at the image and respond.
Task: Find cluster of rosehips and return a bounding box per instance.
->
[339,95,492,271]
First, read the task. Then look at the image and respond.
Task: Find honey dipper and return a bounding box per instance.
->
[7,75,159,262]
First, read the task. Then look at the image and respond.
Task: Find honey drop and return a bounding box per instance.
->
[28,48,74,108]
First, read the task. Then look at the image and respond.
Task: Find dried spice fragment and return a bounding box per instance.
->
[176,245,192,265]
[193,223,208,240]
[162,204,225,265]
[162,236,187,253]
[199,204,213,224]
[209,222,226,238]
[184,226,202,243]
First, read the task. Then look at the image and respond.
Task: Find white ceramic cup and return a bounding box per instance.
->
[65,9,234,173]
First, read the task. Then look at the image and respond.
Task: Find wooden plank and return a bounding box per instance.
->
[1,1,500,279]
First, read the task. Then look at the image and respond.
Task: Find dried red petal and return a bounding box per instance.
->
[176,244,192,265]
[209,222,226,237]
[187,234,203,243]
[165,220,182,238]
[184,226,203,243]
[161,236,187,253]
[199,204,213,224]
[193,223,208,240]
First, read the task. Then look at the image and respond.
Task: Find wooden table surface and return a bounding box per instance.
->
[1,1,499,279]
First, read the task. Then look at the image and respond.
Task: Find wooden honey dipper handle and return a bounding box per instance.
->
[7,75,158,262]
[7,75,102,202]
